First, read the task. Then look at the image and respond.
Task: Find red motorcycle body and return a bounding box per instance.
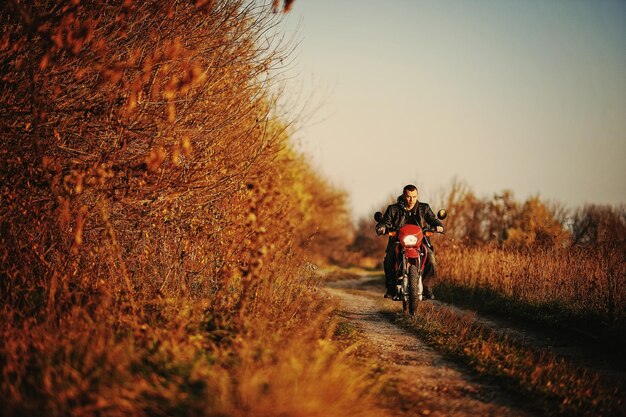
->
[394,224,430,273]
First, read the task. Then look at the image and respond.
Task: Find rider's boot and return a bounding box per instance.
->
[423,289,435,300]
[423,262,436,300]
[383,271,396,298]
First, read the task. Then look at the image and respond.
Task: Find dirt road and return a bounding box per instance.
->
[325,275,536,417]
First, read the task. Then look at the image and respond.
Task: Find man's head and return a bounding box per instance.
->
[402,184,418,210]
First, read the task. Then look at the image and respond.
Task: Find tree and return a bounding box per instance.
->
[504,196,570,248]
[571,204,626,246]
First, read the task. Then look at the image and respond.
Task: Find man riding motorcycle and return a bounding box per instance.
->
[375,184,444,299]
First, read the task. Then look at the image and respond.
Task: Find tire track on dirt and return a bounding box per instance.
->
[324,278,536,417]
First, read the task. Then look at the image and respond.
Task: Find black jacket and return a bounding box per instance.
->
[376,197,443,233]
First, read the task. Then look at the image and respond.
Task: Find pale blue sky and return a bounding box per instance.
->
[278,0,626,219]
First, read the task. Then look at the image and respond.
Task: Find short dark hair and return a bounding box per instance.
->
[403,184,418,194]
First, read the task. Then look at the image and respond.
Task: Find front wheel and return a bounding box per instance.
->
[408,265,422,316]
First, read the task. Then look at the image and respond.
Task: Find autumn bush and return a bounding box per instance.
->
[0,1,382,416]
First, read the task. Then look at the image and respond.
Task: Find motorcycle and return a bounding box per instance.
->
[374,209,447,316]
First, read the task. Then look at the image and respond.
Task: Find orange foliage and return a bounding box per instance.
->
[434,179,571,248]
[0,1,384,416]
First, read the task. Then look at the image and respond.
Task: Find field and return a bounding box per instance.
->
[1,1,624,416]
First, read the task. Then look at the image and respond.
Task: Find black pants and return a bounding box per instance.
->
[383,241,436,295]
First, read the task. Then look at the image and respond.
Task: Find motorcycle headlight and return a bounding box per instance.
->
[403,235,418,246]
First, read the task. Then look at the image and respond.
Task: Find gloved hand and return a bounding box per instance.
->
[376,226,386,235]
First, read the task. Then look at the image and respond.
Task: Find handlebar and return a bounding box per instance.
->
[378,227,445,236]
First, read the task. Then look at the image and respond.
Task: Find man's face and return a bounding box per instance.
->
[403,190,418,210]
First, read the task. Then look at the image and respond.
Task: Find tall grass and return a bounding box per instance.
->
[437,243,626,323]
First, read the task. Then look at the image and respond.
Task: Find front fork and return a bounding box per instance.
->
[397,254,423,301]
[416,266,423,301]
[396,256,406,301]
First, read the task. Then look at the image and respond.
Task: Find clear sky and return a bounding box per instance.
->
[278,0,626,220]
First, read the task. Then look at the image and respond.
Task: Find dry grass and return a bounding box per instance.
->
[1,268,388,417]
[437,244,626,324]
[397,304,626,417]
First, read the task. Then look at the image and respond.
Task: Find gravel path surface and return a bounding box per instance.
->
[325,276,536,417]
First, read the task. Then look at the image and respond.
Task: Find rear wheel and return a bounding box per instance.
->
[408,265,422,316]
